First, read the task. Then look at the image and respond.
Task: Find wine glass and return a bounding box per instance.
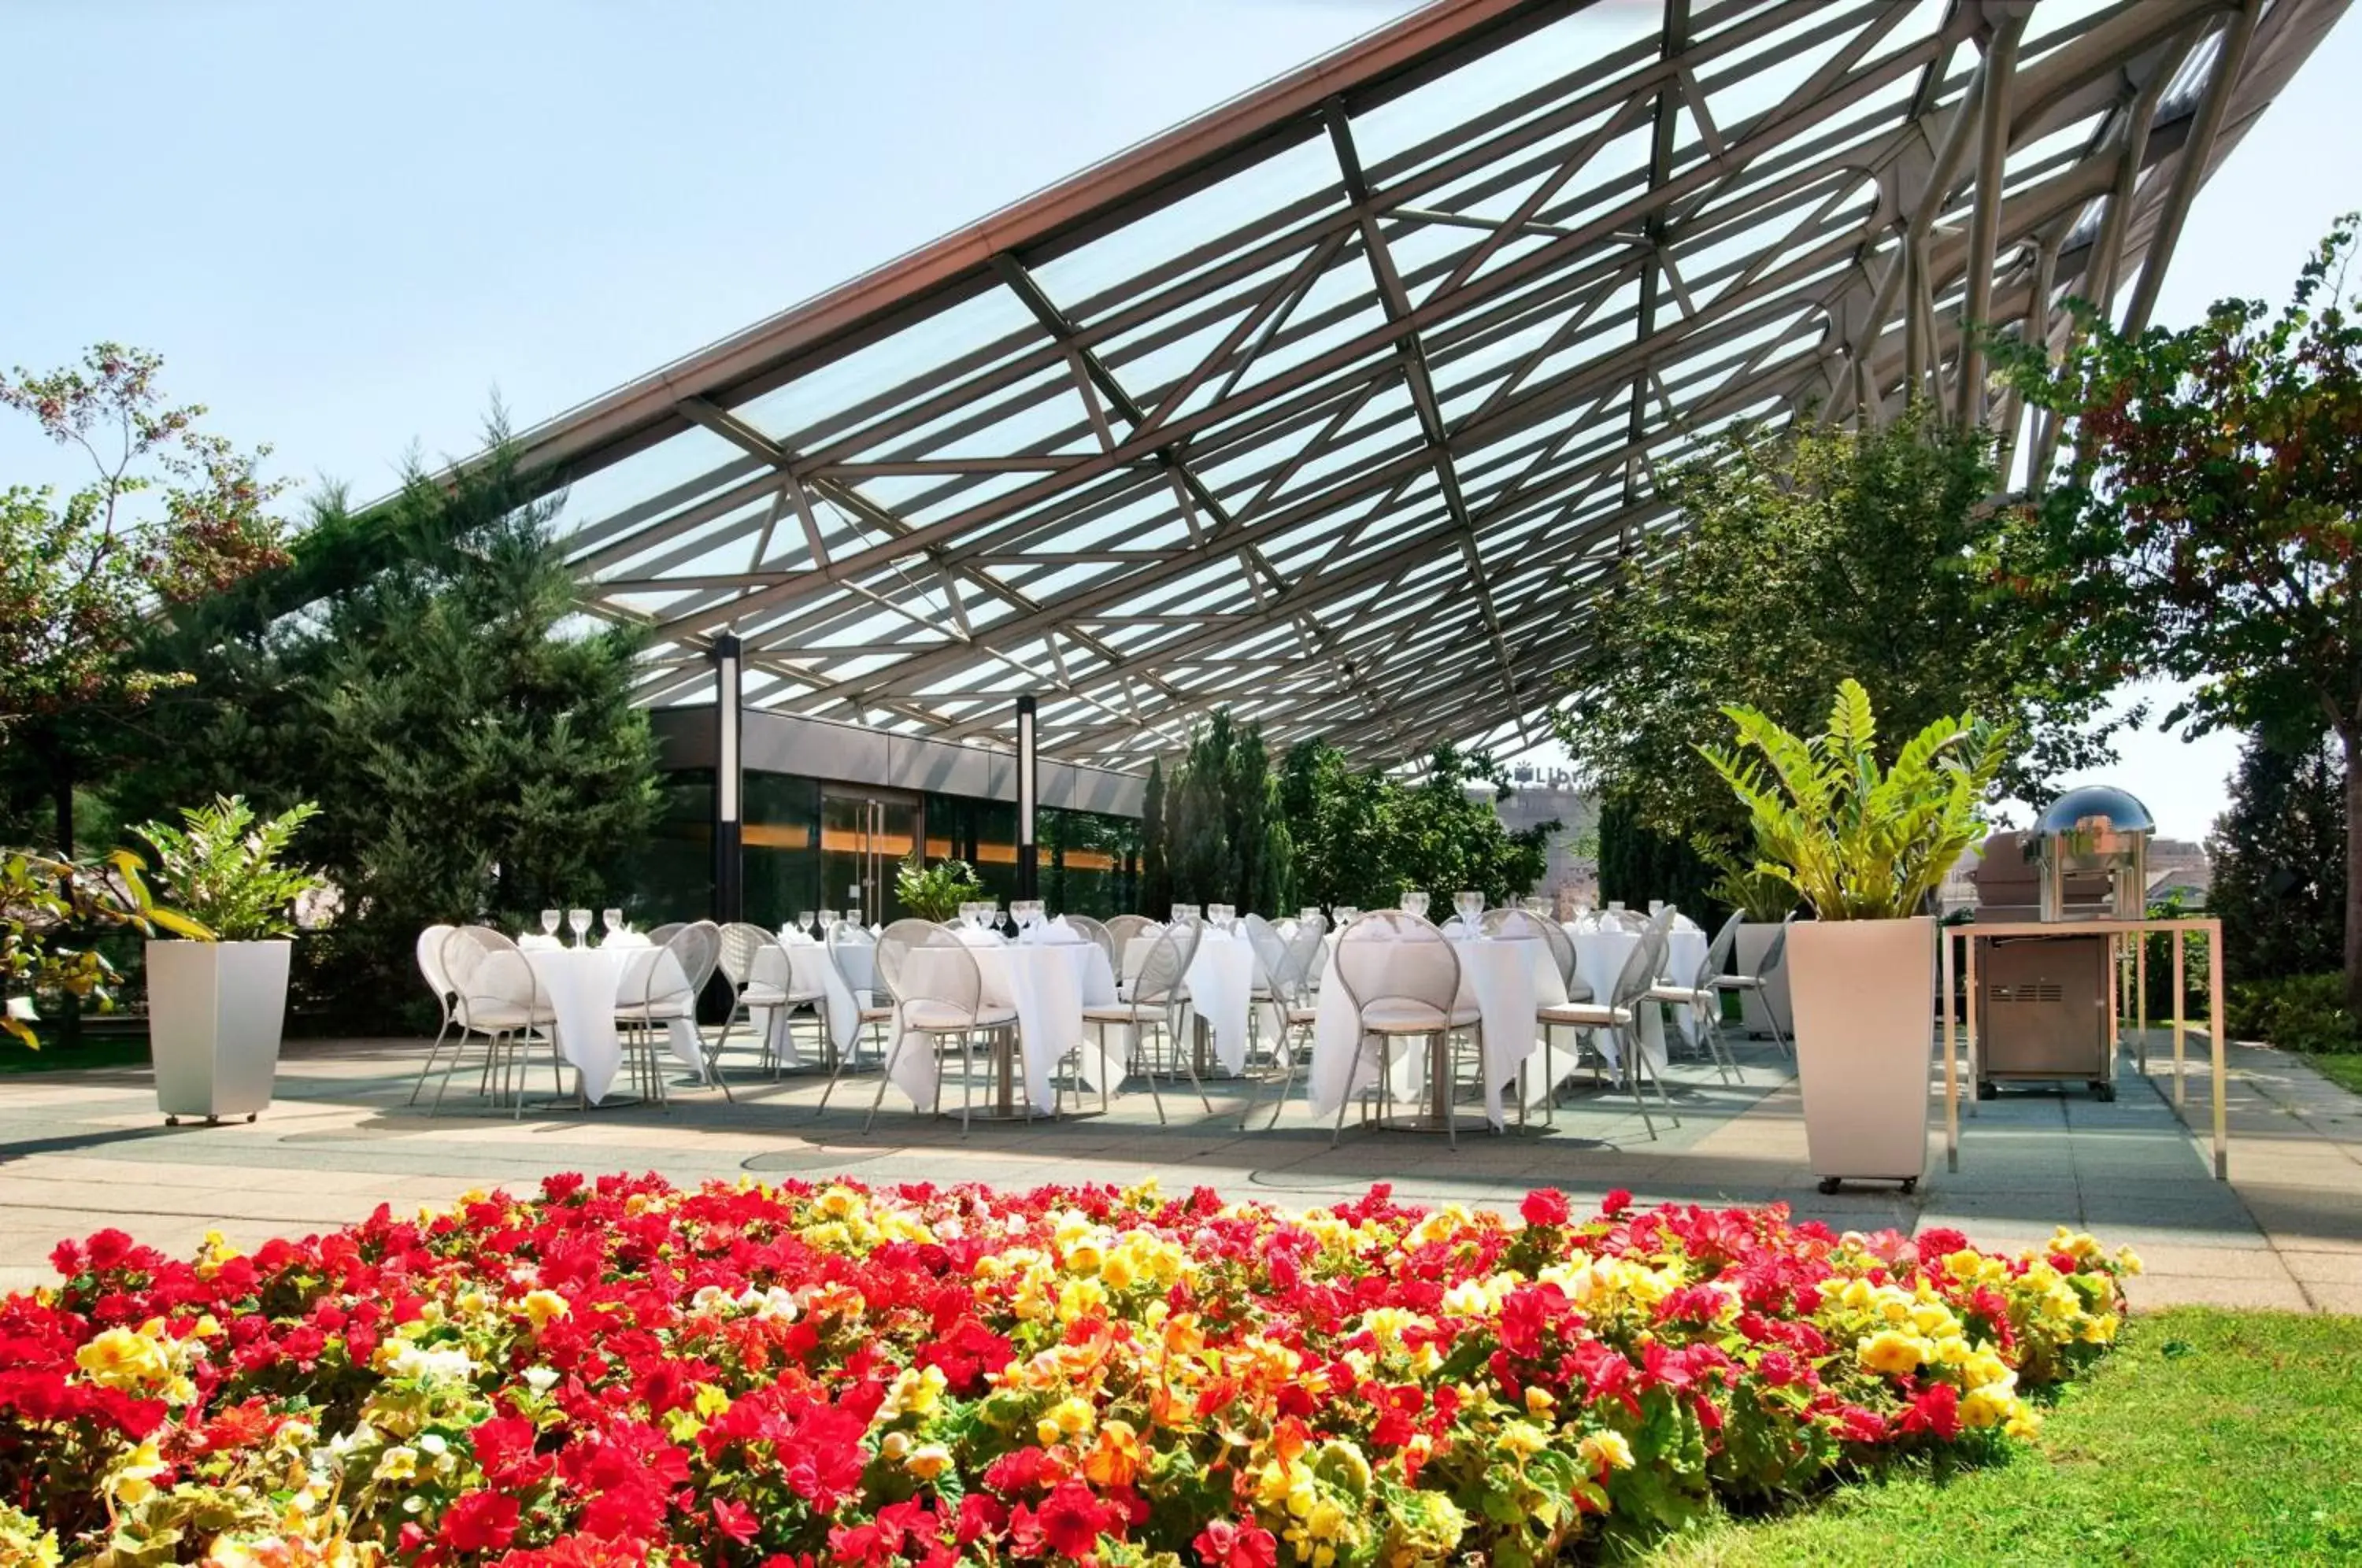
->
[600,907,623,944]
[1400,891,1430,920]
[539,908,561,941]
[1454,891,1484,932]
[567,908,592,946]
[1522,896,1549,917]
[796,909,815,937]
[819,908,840,935]
[1300,907,1321,925]
[1335,905,1361,927]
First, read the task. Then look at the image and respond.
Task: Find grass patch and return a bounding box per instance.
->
[1642,1307,2362,1566]
[0,1035,151,1074]
[2301,1052,2362,1096]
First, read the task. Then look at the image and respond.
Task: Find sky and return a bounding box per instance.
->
[6,0,2357,840]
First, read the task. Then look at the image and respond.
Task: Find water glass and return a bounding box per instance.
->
[540,908,561,937]
[567,908,593,945]
[1400,890,1430,920]
[1454,891,1484,931]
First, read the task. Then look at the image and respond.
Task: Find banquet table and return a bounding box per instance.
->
[749,936,876,1069]
[1120,926,1256,1073]
[520,937,702,1105]
[1304,932,1564,1132]
[1564,923,1710,1071]
[887,927,1119,1117]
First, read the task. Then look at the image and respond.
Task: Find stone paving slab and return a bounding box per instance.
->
[2,1029,2354,1313]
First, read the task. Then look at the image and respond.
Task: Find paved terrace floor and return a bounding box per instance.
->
[2,1030,2356,1311]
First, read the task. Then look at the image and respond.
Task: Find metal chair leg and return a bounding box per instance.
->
[863,1023,914,1135]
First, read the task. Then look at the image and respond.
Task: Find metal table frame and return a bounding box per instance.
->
[1942,918,2227,1180]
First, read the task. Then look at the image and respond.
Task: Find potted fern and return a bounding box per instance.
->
[135,797,328,1124]
[1703,681,2004,1193]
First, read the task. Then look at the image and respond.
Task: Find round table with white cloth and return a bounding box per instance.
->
[1305,932,1564,1131]
[1563,923,1710,1070]
[520,936,702,1105]
[1120,926,1257,1072]
[749,934,876,1068]
[885,926,1119,1116]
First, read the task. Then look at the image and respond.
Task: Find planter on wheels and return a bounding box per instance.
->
[146,939,291,1124]
[1785,916,1934,1193]
[1733,923,1794,1038]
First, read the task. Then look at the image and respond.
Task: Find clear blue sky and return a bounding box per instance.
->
[6,1,2356,838]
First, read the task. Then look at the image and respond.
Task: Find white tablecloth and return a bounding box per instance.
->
[750,937,876,1067]
[1305,934,1561,1130]
[1564,926,1711,1069]
[1122,928,1256,1072]
[522,944,701,1105]
[886,935,1118,1115]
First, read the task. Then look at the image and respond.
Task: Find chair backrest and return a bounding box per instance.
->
[1063,914,1117,973]
[827,918,877,998]
[1331,909,1461,1017]
[1701,910,1743,987]
[416,924,456,1000]
[876,918,983,1019]
[1285,915,1328,995]
[1757,912,1796,979]
[444,925,541,1015]
[1129,919,1201,1009]
[717,923,774,989]
[1105,914,1157,949]
[1607,922,1668,1011]
[628,922,716,1010]
[645,922,686,948]
[1242,913,1296,1004]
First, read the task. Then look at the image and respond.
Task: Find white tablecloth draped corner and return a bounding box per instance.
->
[524,945,702,1105]
[1305,934,1559,1131]
[883,941,1116,1116]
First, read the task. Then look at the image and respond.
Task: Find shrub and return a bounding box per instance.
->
[0,1178,2135,1565]
[2227,972,2362,1056]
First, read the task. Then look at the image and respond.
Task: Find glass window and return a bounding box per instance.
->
[743,771,822,928]
[627,769,714,925]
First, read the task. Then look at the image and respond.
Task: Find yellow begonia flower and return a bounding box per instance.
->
[906,1442,954,1481]
[518,1290,569,1330]
[373,1446,419,1483]
[1858,1330,1927,1377]
[1578,1429,1636,1472]
[1495,1422,1549,1462]
[1035,1396,1094,1448]
[109,1440,168,1507]
[77,1326,169,1390]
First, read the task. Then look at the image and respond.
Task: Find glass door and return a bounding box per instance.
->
[820,791,920,926]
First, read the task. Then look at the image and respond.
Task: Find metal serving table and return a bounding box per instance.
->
[1940,917,2229,1180]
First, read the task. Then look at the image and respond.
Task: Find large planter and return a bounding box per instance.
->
[146,940,291,1122]
[1733,923,1794,1037]
[1785,916,1934,1191]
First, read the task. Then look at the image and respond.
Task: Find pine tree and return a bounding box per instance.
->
[2208,729,2348,982]
[1139,759,1171,915]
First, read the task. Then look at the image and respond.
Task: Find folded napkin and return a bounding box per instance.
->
[605,931,652,949]
[519,932,561,951]
[1673,913,1701,934]
[1025,917,1085,946]
[781,928,818,946]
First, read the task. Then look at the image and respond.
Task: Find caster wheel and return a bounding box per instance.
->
[205,1115,220,1126]
[1975,1081,1997,1101]
[2092,1082,2116,1103]
[1900,1177,1919,1196]
[165,1115,180,1127]
[1816,1176,1843,1196]
[246,1113,258,1122]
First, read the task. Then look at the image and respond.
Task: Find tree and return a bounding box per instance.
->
[0,345,291,845]
[1139,759,1172,914]
[1551,409,2125,849]
[109,439,660,1028]
[2207,729,2347,984]
[1272,738,1553,912]
[2001,216,2362,1006]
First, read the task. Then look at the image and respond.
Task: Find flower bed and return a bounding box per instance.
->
[0,1178,2137,1566]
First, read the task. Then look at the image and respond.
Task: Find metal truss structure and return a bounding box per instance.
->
[492,0,2346,770]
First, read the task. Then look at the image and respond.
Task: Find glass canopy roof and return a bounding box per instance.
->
[487,0,2339,770]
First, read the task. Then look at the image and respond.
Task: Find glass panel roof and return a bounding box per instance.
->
[483,0,2330,767]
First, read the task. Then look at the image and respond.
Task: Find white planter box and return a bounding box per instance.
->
[146,940,291,1122]
[1733,923,1794,1037]
[1785,916,1934,1189]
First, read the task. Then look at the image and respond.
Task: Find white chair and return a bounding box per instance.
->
[816,919,897,1117]
[1537,921,1675,1139]
[866,919,1018,1135]
[1327,910,1483,1148]
[614,922,720,1107]
[713,922,820,1082]
[1713,913,1795,1057]
[1648,911,1742,1084]
[1104,914,1157,952]
[1241,913,1320,1130]
[434,926,559,1118]
[407,924,460,1106]
[1064,914,1118,976]
[1080,920,1201,1122]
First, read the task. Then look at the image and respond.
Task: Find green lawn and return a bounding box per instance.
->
[0,1034,151,1074]
[1642,1308,2362,1567]
[2303,1052,2362,1095]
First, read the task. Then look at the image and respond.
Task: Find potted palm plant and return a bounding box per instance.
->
[1703,681,2004,1193]
[135,796,327,1124]
[894,855,987,923]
